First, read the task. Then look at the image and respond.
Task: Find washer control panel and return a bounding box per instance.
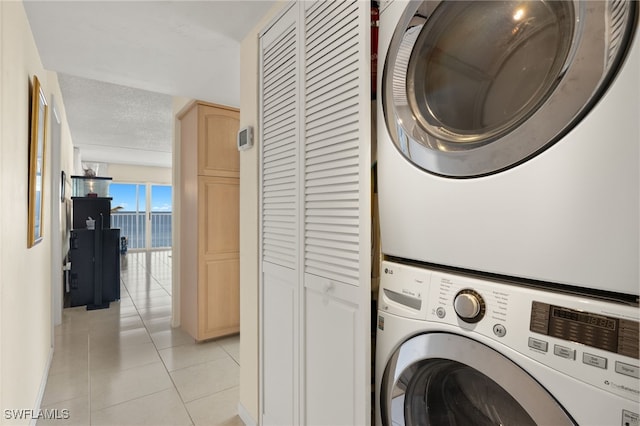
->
[379,263,430,320]
[380,261,640,403]
[426,270,512,335]
[530,301,639,360]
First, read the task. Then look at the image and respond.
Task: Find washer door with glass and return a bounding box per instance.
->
[383,0,637,177]
[380,333,575,426]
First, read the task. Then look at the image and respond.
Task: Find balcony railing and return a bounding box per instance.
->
[111,211,172,250]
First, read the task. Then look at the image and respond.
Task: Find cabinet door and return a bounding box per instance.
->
[198,176,240,339]
[303,1,371,424]
[69,230,96,307]
[259,4,300,424]
[200,255,240,338]
[200,176,240,256]
[198,105,240,177]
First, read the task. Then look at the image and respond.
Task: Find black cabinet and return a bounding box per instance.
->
[72,197,111,229]
[68,197,120,310]
[69,228,120,308]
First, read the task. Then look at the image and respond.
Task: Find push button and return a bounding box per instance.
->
[615,361,640,379]
[582,353,607,369]
[528,337,548,352]
[493,324,506,337]
[554,344,575,360]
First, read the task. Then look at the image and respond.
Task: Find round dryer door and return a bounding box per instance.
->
[380,333,576,425]
[382,0,637,177]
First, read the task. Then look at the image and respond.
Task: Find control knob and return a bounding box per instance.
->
[454,289,485,323]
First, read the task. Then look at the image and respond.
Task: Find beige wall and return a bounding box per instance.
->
[238,2,287,422]
[171,95,192,328]
[55,71,77,258]
[108,163,172,185]
[0,1,74,421]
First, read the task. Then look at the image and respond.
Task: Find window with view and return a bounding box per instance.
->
[110,183,172,250]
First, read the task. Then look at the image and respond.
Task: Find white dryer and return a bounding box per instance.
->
[377,0,639,295]
[375,261,640,426]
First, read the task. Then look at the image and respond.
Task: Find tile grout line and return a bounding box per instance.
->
[123,252,196,426]
[73,251,224,425]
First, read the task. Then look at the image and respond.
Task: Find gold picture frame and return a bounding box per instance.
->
[28,75,48,248]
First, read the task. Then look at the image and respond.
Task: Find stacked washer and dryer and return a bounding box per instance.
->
[375,0,639,425]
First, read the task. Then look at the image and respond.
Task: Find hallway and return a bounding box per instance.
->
[38,251,242,426]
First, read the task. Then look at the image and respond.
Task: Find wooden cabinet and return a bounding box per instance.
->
[179,101,240,341]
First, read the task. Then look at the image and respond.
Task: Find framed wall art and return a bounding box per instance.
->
[60,170,66,202]
[28,75,48,248]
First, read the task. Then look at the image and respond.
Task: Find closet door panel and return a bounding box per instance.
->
[260,4,301,425]
[262,262,298,426]
[303,0,367,288]
[302,1,371,425]
[261,5,300,271]
[259,1,371,424]
[304,274,363,426]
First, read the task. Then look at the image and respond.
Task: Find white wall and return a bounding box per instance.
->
[0,1,74,422]
[238,2,287,422]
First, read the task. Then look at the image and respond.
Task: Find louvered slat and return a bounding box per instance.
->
[303,0,362,287]
[262,20,298,270]
[306,125,359,146]
[305,1,355,47]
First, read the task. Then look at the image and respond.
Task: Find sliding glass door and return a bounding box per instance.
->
[110,183,172,250]
[150,185,172,248]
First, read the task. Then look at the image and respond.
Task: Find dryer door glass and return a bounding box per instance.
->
[408,1,572,142]
[383,0,637,177]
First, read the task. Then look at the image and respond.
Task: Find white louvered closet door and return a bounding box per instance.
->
[259,4,300,426]
[260,1,371,424]
[303,1,371,425]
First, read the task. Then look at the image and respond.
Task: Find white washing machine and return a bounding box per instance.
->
[377,0,639,296]
[375,260,640,426]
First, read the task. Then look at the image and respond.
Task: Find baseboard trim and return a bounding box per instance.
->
[237,401,257,426]
[30,346,54,426]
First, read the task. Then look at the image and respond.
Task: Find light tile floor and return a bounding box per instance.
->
[39,251,242,426]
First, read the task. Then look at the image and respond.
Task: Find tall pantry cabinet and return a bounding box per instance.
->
[178,101,240,341]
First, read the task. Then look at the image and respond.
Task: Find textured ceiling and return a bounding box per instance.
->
[24,0,277,168]
[57,74,174,167]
